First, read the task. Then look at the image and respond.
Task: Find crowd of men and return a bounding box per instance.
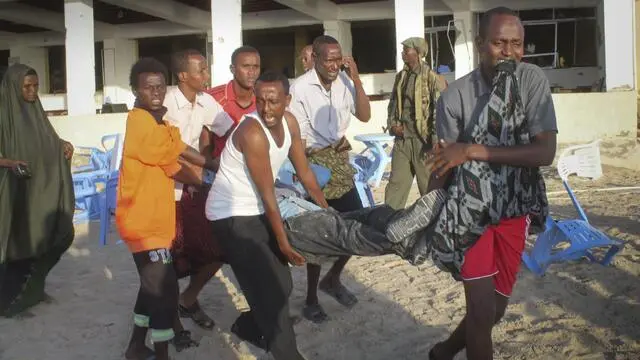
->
[113,6,557,360]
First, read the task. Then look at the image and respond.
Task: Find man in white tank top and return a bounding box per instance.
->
[206,71,328,360]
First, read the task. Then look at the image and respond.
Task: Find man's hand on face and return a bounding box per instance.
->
[341,56,360,80]
[426,140,471,178]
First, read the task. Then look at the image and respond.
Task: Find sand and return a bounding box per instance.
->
[1,164,639,360]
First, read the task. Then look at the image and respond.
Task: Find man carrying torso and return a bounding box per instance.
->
[206,71,327,360]
[288,35,372,323]
[426,7,557,360]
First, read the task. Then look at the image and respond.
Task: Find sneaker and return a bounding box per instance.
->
[386,189,447,244]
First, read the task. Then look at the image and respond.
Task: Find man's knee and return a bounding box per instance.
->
[464,278,497,329]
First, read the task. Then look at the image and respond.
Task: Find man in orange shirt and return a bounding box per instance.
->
[117,58,214,360]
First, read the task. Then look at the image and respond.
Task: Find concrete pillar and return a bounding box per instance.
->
[211,0,242,87]
[102,38,137,109]
[9,46,49,93]
[603,0,635,91]
[453,11,477,79]
[64,0,96,115]
[394,0,424,71]
[323,20,352,56]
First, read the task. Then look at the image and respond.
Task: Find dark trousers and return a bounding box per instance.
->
[327,186,364,212]
[132,247,179,342]
[211,215,304,360]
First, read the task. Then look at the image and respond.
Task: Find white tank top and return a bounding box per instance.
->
[205,112,292,220]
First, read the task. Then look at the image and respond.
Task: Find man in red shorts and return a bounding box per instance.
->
[425,7,557,360]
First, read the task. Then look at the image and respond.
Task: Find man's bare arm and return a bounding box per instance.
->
[466,132,557,167]
[284,112,328,208]
[236,119,305,265]
[180,145,219,172]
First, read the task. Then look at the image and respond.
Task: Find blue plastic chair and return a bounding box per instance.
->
[352,133,394,188]
[98,170,120,246]
[522,141,624,276]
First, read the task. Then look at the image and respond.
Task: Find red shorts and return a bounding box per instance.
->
[460,216,530,297]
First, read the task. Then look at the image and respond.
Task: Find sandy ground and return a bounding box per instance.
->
[1,164,640,360]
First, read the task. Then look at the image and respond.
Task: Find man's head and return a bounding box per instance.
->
[130,57,168,111]
[312,35,342,83]
[476,7,524,75]
[230,46,261,90]
[401,37,427,68]
[172,49,209,92]
[22,68,39,103]
[254,71,291,128]
[299,45,314,72]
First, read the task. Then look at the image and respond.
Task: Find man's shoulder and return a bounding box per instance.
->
[197,91,221,109]
[517,62,549,86]
[206,83,229,103]
[290,70,314,92]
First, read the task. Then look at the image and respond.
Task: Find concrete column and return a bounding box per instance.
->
[211,0,242,87]
[603,0,635,91]
[323,20,352,56]
[102,38,137,109]
[9,46,49,93]
[453,11,477,79]
[394,0,424,71]
[64,0,96,115]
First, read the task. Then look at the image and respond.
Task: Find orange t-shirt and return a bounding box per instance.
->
[116,108,187,253]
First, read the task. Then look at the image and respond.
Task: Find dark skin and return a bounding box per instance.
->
[199,51,261,156]
[299,45,314,72]
[313,43,371,122]
[390,45,422,138]
[233,80,328,265]
[428,14,557,360]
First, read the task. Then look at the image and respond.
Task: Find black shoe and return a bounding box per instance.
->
[386,189,447,244]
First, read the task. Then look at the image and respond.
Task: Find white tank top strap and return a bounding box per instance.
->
[205,112,292,220]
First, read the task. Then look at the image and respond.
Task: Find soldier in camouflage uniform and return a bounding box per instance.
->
[385,37,445,209]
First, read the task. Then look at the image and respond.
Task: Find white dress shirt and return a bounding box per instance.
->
[288,70,356,149]
[164,86,234,200]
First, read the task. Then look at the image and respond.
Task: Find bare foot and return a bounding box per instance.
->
[318,279,358,308]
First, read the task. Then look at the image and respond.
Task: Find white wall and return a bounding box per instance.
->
[50,92,637,154]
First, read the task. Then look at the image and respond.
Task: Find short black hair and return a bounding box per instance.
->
[479,7,519,39]
[129,57,168,90]
[312,35,340,56]
[255,70,290,95]
[231,46,260,65]
[171,49,204,74]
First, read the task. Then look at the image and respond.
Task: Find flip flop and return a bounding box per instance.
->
[302,303,329,324]
[178,302,215,330]
[171,330,199,352]
[319,283,358,308]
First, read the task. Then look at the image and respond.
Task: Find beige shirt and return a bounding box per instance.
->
[288,69,356,149]
[164,86,234,200]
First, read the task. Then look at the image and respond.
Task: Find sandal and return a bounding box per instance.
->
[171,330,199,352]
[178,302,215,330]
[302,303,329,324]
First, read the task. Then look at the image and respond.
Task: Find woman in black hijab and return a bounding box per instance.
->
[0,64,75,317]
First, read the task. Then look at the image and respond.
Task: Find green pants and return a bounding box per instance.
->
[384,137,431,210]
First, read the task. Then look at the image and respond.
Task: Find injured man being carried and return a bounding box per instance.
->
[274,161,447,266]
